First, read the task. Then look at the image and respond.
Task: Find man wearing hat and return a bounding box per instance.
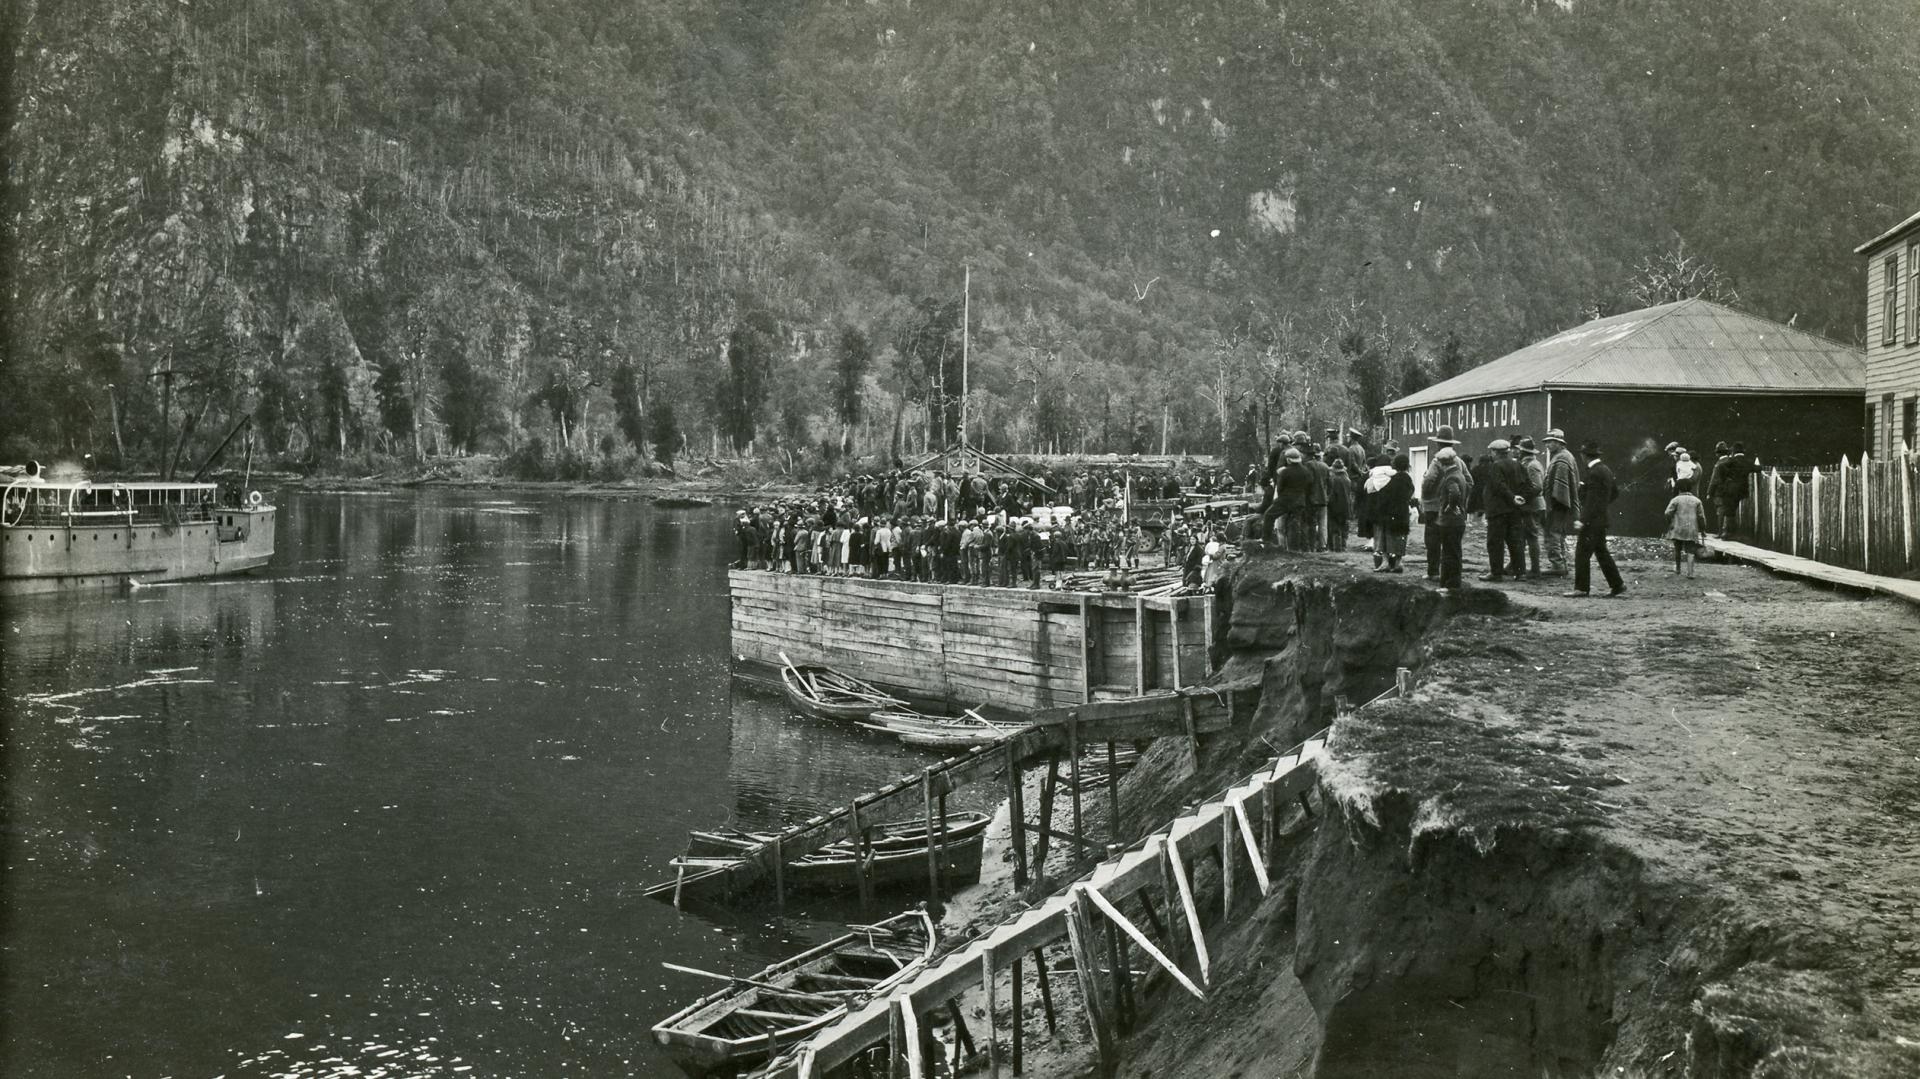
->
[1540,429,1579,576]
[1419,424,1466,579]
[1478,438,1535,582]
[1516,436,1547,577]
[1567,440,1626,597]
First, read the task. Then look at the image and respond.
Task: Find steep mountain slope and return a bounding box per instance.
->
[4,0,1915,467]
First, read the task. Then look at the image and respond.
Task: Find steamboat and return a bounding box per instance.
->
[2,476,275,595]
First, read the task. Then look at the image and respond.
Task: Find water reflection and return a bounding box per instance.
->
[2,490,988,1078]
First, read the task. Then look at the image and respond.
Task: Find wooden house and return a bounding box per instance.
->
[1855,210,1920,456]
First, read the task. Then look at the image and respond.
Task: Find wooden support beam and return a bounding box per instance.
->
[1035,948,1057,1034]
[1168,598,1183,692]
[1230,795,1272,897]
[1010,954,1024,1075]
[851,800,874,915]
[982,953,1002,1078]
[1220,805,1235,919]
[1006,741,1028,890]
[771,834,786,913]
[1163,836,1209,983]
[1137,892,1169,947]
[891,997,910,1079]
[1085,885,1205,1000]
[1133,596,1148,695]
[1065,888,1116,1074]
[924,769,942,914]
[946,999,975,1067]
[1032,753,1059,874]
[1034,825,1105,850]
[1078,596,1094,704]
[1067,712,1085,870]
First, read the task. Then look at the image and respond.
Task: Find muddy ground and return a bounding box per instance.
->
[922,525,1920,1077]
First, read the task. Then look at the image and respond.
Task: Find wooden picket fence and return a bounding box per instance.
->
[1739,447,1920,578]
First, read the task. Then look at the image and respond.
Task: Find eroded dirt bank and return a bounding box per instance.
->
[967,548,1919,1078]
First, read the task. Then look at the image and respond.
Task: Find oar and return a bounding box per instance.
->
[661,962,857,1003]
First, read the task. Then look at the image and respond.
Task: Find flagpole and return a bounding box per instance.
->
[960,264,970,449]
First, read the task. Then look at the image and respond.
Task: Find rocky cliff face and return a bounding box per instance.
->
[1132,556,1920,1078]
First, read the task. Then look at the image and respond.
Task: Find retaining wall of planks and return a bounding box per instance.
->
[729,571,1212,711]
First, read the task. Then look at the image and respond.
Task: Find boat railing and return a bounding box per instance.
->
[2,480,220,529]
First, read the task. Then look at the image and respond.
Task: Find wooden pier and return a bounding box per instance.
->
[729,571,1212,712]
[776,730,1331,1078]
[643,690,1237,911]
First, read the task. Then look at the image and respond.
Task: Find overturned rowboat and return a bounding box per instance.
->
[652,909,935,1077]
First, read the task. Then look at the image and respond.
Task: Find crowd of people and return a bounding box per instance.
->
[730,434,1765,600]
[729,466,1241,590]
[1250,426,1763,598]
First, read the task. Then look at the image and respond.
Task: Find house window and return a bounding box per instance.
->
[1905,398,1918,456]
[1884,394,1898,456]
[1910,240,1920,345]
[1885,254,1901,346]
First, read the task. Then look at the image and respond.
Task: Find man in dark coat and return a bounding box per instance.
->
[1477,439,1535,582]
[1304,445,1332,551]
[1707,442,1751,537]
[1566,440,1627,598]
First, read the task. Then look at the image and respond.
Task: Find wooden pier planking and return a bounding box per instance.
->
[730,570,1208,711]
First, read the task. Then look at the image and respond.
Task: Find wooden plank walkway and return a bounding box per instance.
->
[774,731,1331,1079]
[1712,536,1920,609]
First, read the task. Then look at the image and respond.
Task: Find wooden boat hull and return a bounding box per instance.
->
[858,710,1017,751]
[652,911,933,1078]
[646,814,991,905]
[779,664,900,722]
[2,507,275,595]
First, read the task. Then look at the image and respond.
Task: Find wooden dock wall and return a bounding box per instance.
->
[729,571,1211,711]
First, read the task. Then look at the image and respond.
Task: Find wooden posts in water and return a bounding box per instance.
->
[850,797,875,914]
[1032,752,1059,876]
[771,834,786,913]
[922,768,942,914]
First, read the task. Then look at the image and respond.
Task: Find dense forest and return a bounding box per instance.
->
[5,0,1917,477]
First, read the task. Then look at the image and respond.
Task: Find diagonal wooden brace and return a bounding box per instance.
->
[1082,885,1206,1000]
[1160,835,1209,984]
[1230,794,1272,897]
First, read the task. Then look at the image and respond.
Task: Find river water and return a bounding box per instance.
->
[2,490,954,1078]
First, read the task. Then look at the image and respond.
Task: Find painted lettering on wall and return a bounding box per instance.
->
[1393,397,1525,439]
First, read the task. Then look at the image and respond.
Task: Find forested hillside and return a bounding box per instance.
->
[5,0,1917,474]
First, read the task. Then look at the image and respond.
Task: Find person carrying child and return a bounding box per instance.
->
[1664,477,1706,579]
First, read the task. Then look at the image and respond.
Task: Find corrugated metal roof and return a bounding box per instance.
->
[1386,299,1864,412]
[1855,209,1920,254]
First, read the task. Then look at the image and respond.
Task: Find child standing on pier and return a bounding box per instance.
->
[1664,477,1706,578]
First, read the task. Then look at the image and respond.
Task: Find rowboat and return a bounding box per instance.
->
[652,910,935,1078]
[779,657,904,722]
[857,709,1022,751]
[641,812,992,905]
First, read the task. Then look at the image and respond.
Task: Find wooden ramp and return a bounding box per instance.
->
[770,731,1330,1079]
[1711,536,1920,609]
[642,689,1237,909]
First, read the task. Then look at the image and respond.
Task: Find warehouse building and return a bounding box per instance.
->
[1383,298,1865,535]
